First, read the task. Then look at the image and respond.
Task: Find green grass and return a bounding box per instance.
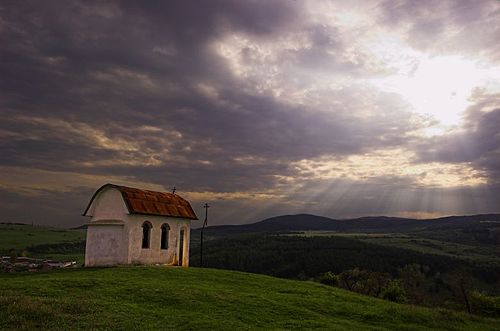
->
[0,267,497,330]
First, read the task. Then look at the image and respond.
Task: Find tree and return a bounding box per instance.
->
[399,263,425,291]
[448,269,473,313]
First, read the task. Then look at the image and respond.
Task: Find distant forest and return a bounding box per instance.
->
[191,234,499,281]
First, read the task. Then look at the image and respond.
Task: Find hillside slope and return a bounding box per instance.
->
[0,267,497,330]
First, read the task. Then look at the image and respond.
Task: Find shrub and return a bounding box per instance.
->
[381,280,406,303]
[470,291,500,317]
[338,268,391,297]
[319,271,339,286]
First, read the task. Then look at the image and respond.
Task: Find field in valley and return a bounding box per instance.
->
[0,223,85,263]
[295,231,500,266]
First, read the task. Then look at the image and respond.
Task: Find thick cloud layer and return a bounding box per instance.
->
[1,1,499,226]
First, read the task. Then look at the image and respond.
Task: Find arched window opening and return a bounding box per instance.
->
[160,224,170,250]
[142,222,152,249]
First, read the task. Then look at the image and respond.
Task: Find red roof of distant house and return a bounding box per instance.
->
[83,184,198,220]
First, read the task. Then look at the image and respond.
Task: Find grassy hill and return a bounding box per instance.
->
[0,267,497,330]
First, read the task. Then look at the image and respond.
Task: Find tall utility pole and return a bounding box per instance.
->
[200,203,210,267]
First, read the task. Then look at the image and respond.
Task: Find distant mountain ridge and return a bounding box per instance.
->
[196,213,500,236]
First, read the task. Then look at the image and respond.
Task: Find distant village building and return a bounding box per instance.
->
[83,184,198,267]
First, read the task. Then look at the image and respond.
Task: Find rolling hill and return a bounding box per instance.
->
[0,266,497,330]
[196,213,500,236]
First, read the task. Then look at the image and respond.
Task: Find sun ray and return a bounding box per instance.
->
[372,54,500,133]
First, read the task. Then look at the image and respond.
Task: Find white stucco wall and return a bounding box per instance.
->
[85,223,127,266]
[84,187,192,267]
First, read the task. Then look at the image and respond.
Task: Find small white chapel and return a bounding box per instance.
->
[82,183,198,267]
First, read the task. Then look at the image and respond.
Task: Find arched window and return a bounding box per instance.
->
[160,224,170,250]
[142,222,152,249]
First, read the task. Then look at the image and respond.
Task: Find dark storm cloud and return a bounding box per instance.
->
[0,1,498,226]
[0,1,301,182]
[0,1,421,191]
[0,0,296,120]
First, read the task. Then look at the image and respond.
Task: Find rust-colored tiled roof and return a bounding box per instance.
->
[83,184,198,220]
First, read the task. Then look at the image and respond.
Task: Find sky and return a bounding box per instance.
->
[1,0,500,228]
